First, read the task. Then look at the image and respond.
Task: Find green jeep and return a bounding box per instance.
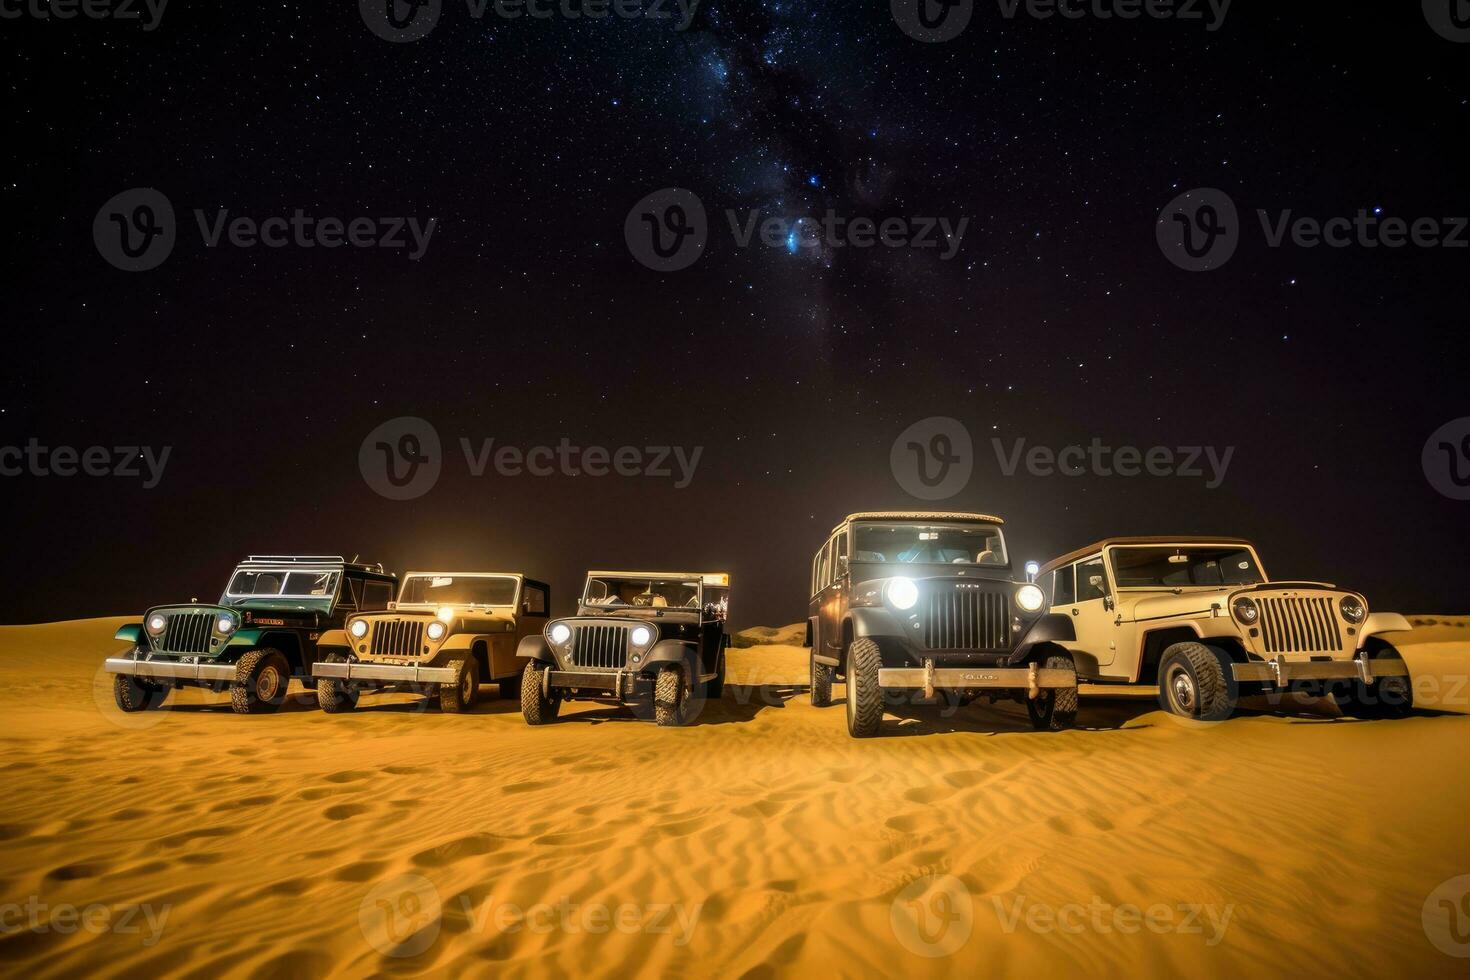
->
[104,555,397,714]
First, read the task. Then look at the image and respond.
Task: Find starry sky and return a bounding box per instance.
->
[3,2,1468,625]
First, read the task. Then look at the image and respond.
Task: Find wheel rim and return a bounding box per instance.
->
[256,666,280,701]
[1167,665,1196,713]
[461,669,474,703]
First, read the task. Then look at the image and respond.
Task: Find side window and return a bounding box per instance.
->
[818,541,832,591]
[1077,557,1110,602]
[338,576,361,612]
[1053,566,1076,606]
[362,581,393,611]
[523,585,548,616]
[811,551,821,597]
[834,533,849,578]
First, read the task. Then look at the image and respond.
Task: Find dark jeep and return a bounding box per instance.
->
[806,512,1079,737]
[517,571,730,727]
[105,555,397,714]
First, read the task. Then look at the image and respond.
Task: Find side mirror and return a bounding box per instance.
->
[1104,595,1116,612]
[1024,561,1040,583]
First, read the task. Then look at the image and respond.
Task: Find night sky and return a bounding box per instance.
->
[4,2,1468,626]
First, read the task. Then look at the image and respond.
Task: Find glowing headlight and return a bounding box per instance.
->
[630,626,652,647]
[549,623,572,645]
[1233,597,1259,625]
[146,614,167,635]
[216,615,236,634]
[436,607,455,623]
[1016,584,1045,613]
[426,621,448,642]
[1339,596,1366,624]
[349,619,369,639]
[884,578,919,611]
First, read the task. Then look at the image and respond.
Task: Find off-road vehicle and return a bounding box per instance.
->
[1037,537,1415,720]
[517,571,730,727]
[311,572,550,713]
[104,556,397,714]
[805,512,1079,738]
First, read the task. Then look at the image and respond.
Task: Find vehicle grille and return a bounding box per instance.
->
[571,625,628,670]
[922,588,1010,651]
[1259,596,1343,654]
[158,612,213,654]
[371,620,425,657]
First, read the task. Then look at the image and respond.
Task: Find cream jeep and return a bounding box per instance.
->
[312,572,550,713]
[1038,538,1414,721]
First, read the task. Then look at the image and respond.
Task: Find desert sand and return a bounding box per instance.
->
[1,616,1469,978]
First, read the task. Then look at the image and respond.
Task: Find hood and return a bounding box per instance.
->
[1124,590,1234,622]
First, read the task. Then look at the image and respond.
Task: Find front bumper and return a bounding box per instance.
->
[1232,653,1410,686]
[544,668,643,697]
[312,661,459,684]
[878,662,1075,699]
[104,657,235,683]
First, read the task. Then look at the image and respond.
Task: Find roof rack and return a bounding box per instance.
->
[243,555,347,564]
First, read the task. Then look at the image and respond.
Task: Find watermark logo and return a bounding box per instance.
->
[625,187,708,272]
[1,0,169,29]
[360,417,443,501]
[993,895,1234,945]
[995,0,1230,31]
[891,0,974,43]
[0,897,170,946]
[1424,418,1470,501]
[890,874,973,957]
[0,439,171,488]
[1423,875,1470,957]
[1157,187,1239,272]
[360,0,443,42]
[994,437,1234,489]
[360,873,442,958]
[891,417,973,500]
[94,188,176,272]
[1424,0,1470,42]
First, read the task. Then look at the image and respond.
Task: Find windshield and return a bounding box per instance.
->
[852,523,1007,566]
[226,568,340,598]
[583,576,702,610]
[1109,546,1264,588]
[399,575,519,606]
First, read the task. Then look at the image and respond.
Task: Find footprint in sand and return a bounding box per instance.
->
[502,780,549,794]
[0,823,32,840]
[45,861,111,881]
[322,770,372,784]
[324,803,371,821]
[412,832,504,868]
[381,765,423,775]
[903,784,953,804]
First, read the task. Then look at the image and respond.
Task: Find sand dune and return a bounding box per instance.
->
[0,617,1468,977]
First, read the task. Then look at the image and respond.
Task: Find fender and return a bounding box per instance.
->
[642,639,697,672]
[1361,612,1413,643]
[220,628,268,655]
[114,623,143,645]
[316,628,350,651]
[437,634,484,654]
[1007,613,1077,664]
[517,634,555,664]
[847,606,904,640]
[804,616,816,648]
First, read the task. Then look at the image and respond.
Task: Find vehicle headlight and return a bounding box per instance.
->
[426,621,448,642]
[1233,597,1259,625]
[549,623,572,645]
[630,626,652,648]
[349,619,369,639]
[1016,584,1045,614]
[884,578,919,611]
[436,607,455,623]
[146,614,167,636]
[1339,596,1366,624]
[216,615,236,634]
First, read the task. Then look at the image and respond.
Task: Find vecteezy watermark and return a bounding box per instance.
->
[994,437,1234,489]
[624,187,969,272]
[360,0,700,43]
[891,0,1230,42]
[1423,874,1470,957]
[1424,418,1470,501]
[0,0,169,30]
[94,188,437,272]
[0,897,171,946]
[0,439,171,489]
[1159,187,1469,271]
[890,873,974,957]
[1424,0,1470,43]
[361,873,442,958]
[891,417,974,501]
[992,895,1234,945]
[359,416,704,500]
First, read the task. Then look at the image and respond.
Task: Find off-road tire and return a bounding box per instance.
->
[844,638,884,738]
[1158,642,1236,721]
[707,653,726,701]
[113,674,166,712]
[1026,652,1079,731]
[316,654,358,714]
[520,661,561,725]
[654,664,690,727]
[230,649,291,715]
[438,659,478,713]
[810,650,834,707]
[1333,654,1414,720]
